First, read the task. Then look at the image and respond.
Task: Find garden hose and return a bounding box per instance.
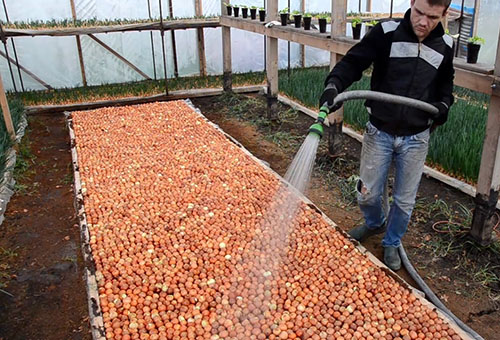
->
[329,90,439,115]
[333,90,483,340]
[398,245,484,340]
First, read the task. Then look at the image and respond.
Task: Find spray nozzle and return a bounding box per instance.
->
[308,106,329,138]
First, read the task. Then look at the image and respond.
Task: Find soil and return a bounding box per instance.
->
[0,93,498,340]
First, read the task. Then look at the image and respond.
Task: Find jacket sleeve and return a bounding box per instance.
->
[433,45,455,125]
[324,23,384,92]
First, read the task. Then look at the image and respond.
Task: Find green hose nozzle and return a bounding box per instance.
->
[308,106,329,138]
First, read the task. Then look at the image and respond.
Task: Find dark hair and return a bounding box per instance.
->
[428,0,451,8]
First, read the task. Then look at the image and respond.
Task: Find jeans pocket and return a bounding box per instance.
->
[411,129,430,144]
[365,121,378,136]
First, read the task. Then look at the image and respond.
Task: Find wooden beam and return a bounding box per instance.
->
[195,0,207,77]
[3,19,220,38]
[221,17,353,55]
[366,0,372,12]
[0,71,14,139]
[69,0,87,87]
[221,1,232,91]
[470,29,500,244]
[0,50,52,90]
[87,34,151,80]
[25,86,263,115]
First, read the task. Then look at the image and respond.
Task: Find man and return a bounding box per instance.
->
[320,0,454,271]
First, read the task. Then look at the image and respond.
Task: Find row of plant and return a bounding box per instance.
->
[224,3,266,21]
[10,67,489,183]
[0,100,25,186]
[1,16,218,29]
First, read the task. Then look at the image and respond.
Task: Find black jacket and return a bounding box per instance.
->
[325,9,455,136]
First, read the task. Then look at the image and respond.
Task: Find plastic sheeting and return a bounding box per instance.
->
[475,0,500,64]
[0,0,497,92]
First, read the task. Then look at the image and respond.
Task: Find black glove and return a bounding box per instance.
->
[430,101,449,126]
[319,83,343,112]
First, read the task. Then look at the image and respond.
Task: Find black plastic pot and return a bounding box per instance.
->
[467,43,481,63]
[250,8,257,20]
[303,16,312,30]
[352,23,361,39]
[318,18,327,33]
[226,6,232,16]
[242,7,248,18]
[233,6,239,17]
[293,15,302,28]
[259,10,266,22]
[280,13,289,26]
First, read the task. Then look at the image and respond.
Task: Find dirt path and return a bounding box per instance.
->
[0,115,90,340]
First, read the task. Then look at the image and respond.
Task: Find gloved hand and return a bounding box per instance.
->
[319,83,343,112]
[430,101,449,126]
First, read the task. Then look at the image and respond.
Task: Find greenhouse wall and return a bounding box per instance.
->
[1,0,496,92]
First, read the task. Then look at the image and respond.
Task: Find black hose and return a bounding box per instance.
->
[330,90,439,115]
[399,245,484,340]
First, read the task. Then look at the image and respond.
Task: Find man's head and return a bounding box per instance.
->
[410,0,450,41]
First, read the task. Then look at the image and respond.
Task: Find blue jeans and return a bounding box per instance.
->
[357,121,430,248]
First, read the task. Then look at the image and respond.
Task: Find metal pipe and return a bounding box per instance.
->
[2,0,22,91]
[456,0,465,57]
[0,23,16,92]
[147,0,157,80]
[159,0,169,95]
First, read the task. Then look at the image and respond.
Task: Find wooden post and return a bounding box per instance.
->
[300,0,306,68]
[0,71,15,140]
[70,0,87,87]
[366,0,372,12]
[195,0,207,77]
[221,0,232,91]
[266,0,279,120]
[470,32,500,245]
[328,0,347,156]
[472,0,480,36]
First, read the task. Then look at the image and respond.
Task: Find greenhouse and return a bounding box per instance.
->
[0,0,499,339]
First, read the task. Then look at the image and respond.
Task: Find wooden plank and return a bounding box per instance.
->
[25,85,263,115]
[220,16,353,55]
[70,0,87,87]
[0,71,14,139]
[195,0,207,77]
[0,50,53,90]
[3,19,220,38]
[87,34,151,80]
